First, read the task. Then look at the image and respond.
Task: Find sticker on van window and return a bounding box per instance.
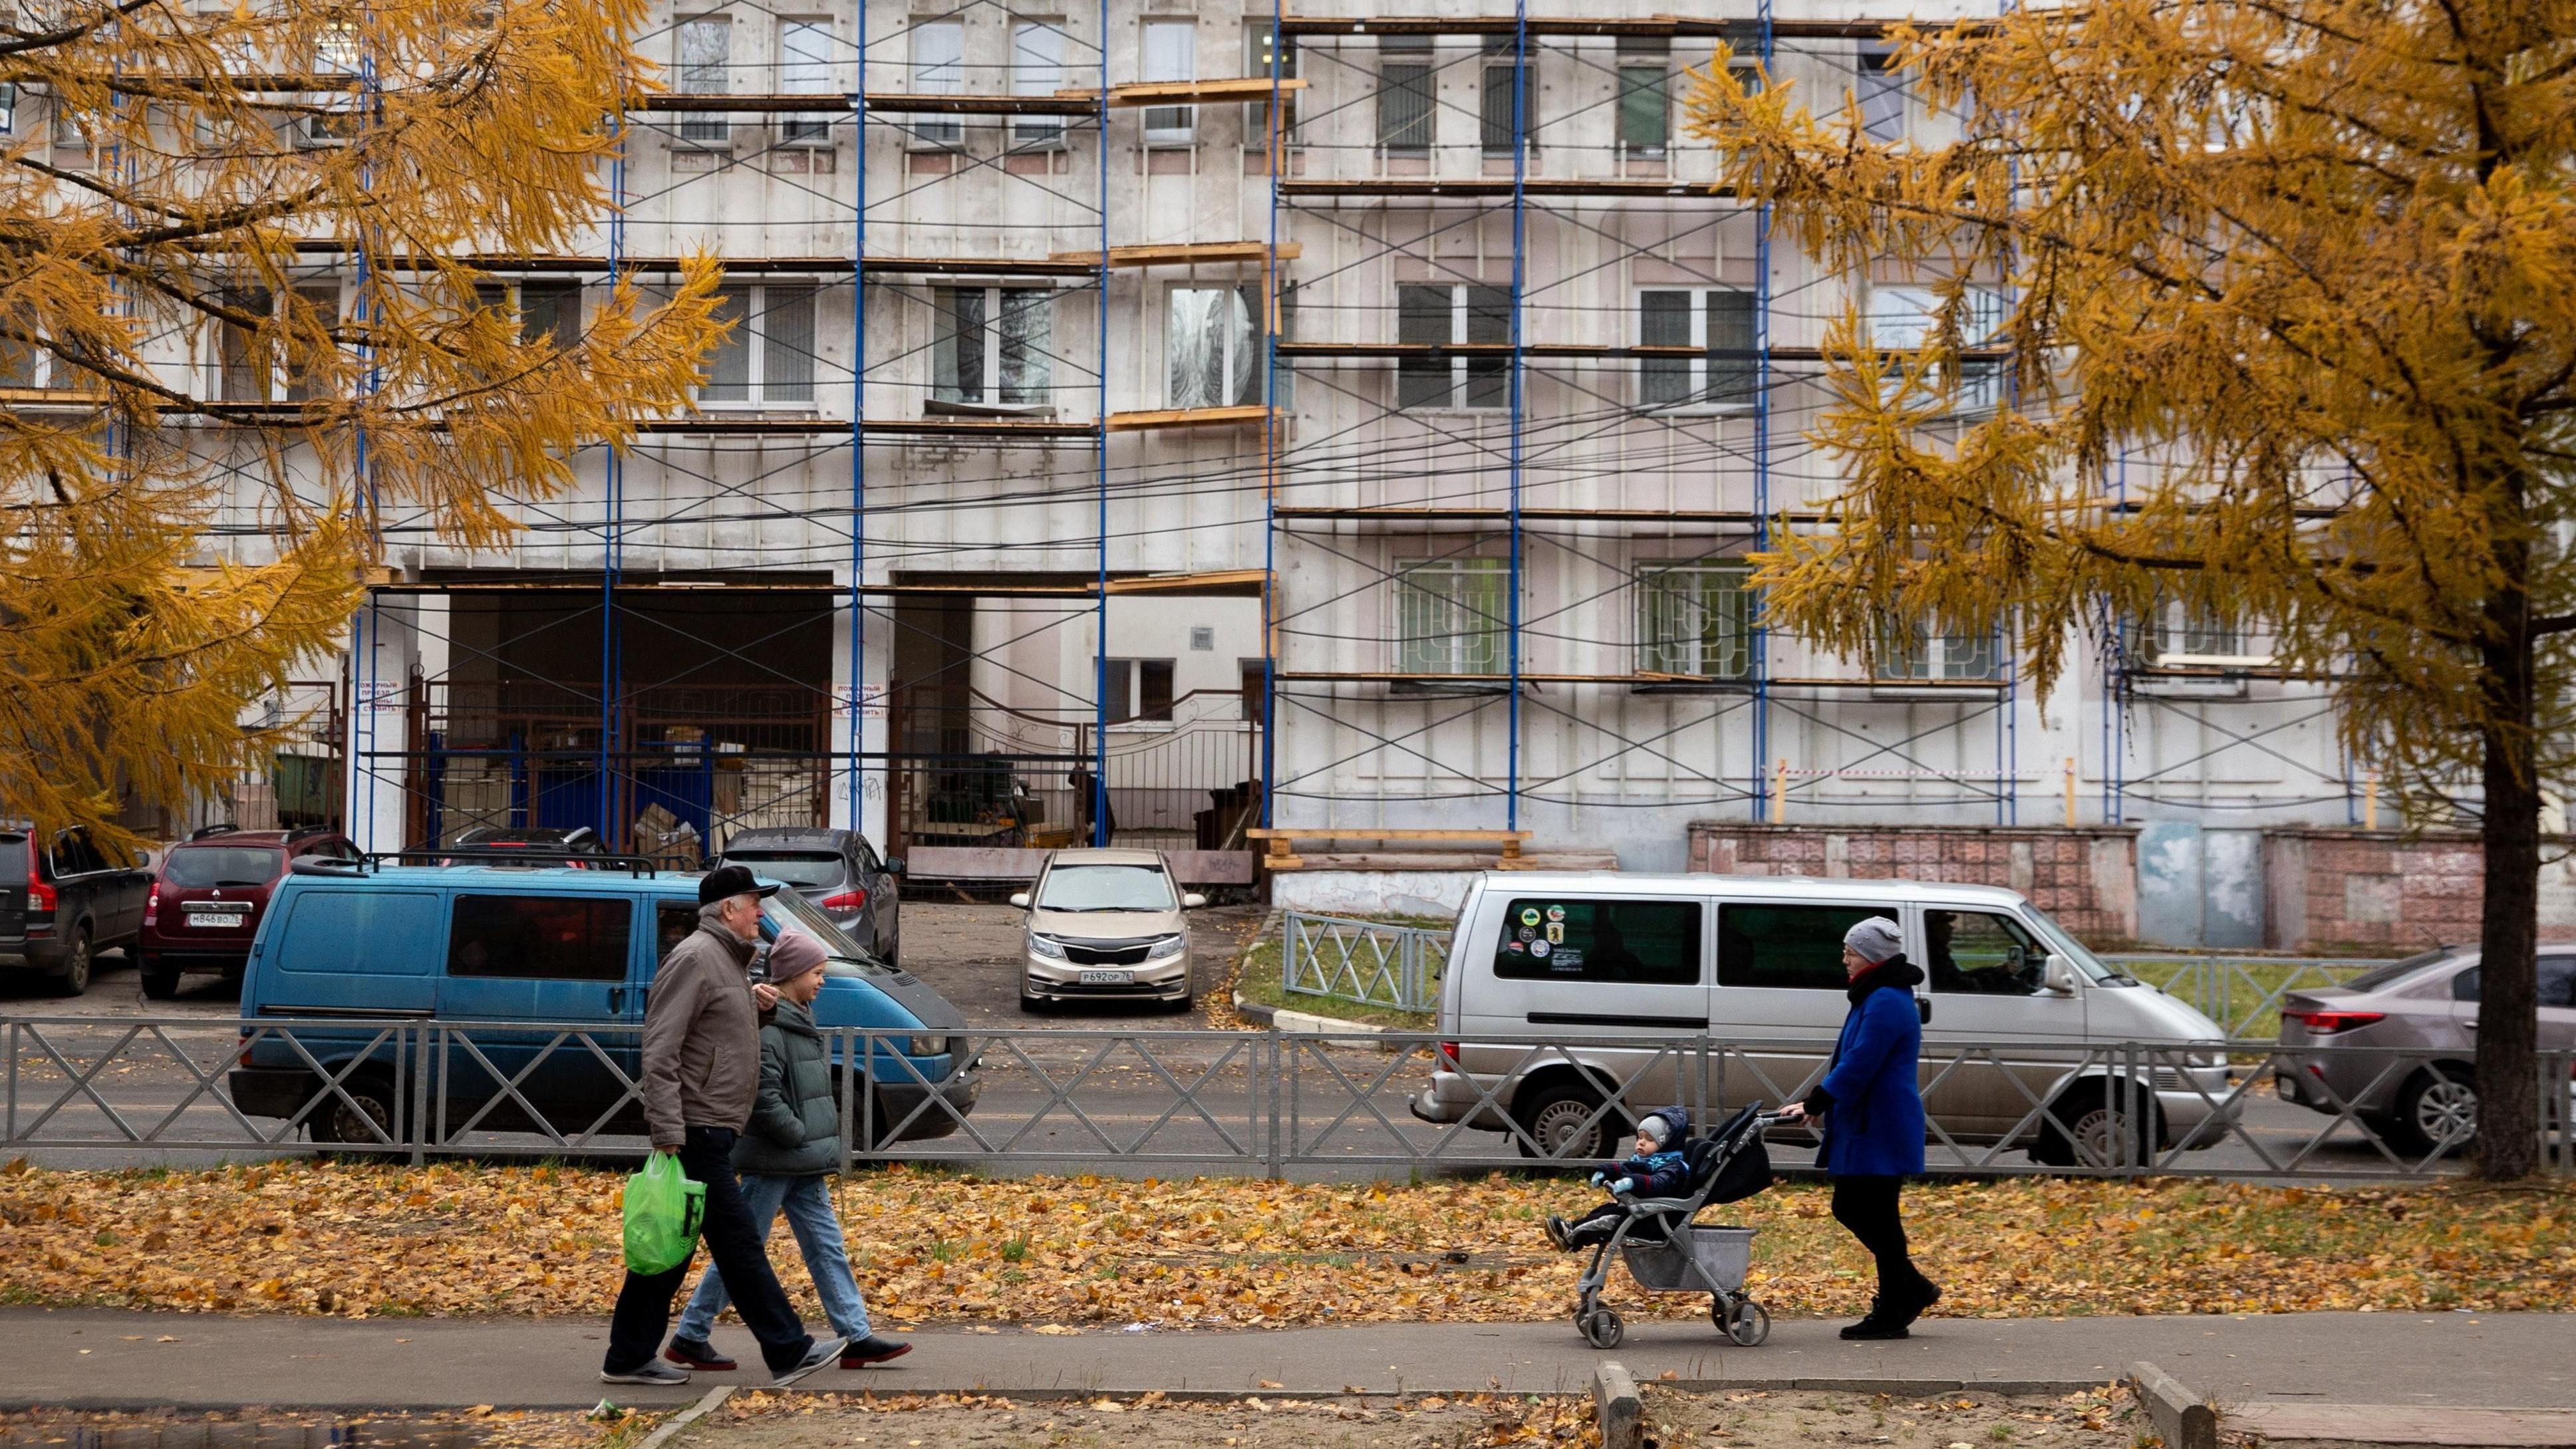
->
[1546,905,1565,922]
[1552,947,1584,968]
[1520,907,1540,927]
[1505,940,1525,954]
[1516,925,1536,943]
[1546,922,1563,944]
[1529,940,1550,959]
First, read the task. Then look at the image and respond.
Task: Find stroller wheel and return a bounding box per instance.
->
[1726,1298,1771,1347]
[1580,1307,1626,1350]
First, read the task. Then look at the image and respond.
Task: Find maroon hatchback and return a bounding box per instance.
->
[139,826,355,999]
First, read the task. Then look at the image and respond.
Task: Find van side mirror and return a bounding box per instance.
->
[1008,892,1031,910]
[1181,892,1207,909]
[2043,953,2078,995]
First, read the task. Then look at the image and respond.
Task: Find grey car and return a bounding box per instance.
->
[716,827,903,964]
[2276,947,2576,1154]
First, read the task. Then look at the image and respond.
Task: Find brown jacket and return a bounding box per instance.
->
[640,916,765,1148]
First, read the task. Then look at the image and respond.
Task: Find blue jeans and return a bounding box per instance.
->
[674,1173,871,1344]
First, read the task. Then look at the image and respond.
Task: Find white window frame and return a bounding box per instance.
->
[1635,561,1753,680]
[930,285,1056,413]
[1856,41,1907,142]
[698,283,819,409]
[907,17,964,147]
[776,19,837,147]
[1614,36,1669,158]
[675,15,733,146]
[1395,557,1512,676]
[1101,658,1177,727]
[1140,19,1196,146]
[1866,283,2007,414]
[1878,621,1999,682]
[1242,23,1296,144]
[1397,283,1510,412]
[1011,19,1067,148]
[1636,289,1758,412]
[1166,284,1260,410]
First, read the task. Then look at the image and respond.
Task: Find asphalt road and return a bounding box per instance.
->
[0,904,2494,1182]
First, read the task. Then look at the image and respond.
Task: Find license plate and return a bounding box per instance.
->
[186,909,247,928]
[1079,969,1133,985]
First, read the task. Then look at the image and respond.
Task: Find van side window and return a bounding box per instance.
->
[447,895,633,981]
[1925,909,2046,995]
[1491,898,1700,984]
[656,902,699,964]
[1717,904,1897,990]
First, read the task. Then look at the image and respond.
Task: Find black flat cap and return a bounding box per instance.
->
[698,863,782,906]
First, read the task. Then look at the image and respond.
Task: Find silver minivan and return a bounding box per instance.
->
[1409,872,2236,1166]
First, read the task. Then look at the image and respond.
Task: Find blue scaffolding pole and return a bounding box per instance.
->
[1505,0,1528,833]
[849,0,871,835]
[1089,15,1112,846]
[1748,0,1775,821]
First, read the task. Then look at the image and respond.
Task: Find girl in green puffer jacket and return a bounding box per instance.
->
[663,932,913,1372]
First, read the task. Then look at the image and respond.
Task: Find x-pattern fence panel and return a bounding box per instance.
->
[1282,912,1449,1013]
[2108,956,2386,1039]
[3,1017,2567,1182]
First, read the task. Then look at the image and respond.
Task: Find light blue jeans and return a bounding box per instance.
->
[674,1173,871,1345]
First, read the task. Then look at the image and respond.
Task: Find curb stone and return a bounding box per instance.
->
[2128,1362,2216,1449]
[632,1387,732,1449]
[1593,1363,1642,1449]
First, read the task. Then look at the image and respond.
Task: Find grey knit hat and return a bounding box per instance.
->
[1639,1111,1678,1147]
[1843,916,1904,965]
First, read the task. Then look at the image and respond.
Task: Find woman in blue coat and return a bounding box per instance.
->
[1777,916,1942,1340]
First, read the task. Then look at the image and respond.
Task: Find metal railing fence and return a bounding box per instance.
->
[1280,911,1450,1013]
[3,1015,2567,1182]
[2106,954,2392,1039]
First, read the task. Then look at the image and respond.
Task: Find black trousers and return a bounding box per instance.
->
[1829,1174,1928,1301]
[604,1126,815,1374]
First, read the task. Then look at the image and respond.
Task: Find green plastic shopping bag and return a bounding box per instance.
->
[621,1152,706,1275]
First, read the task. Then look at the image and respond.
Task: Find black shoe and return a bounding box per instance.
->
[1840,1299,1910,1341]
[1884,1275,1941,1329]
[601,1361,691,1385]
[841,1335,913,1368]
[664,1337,737,1372]
[1544,1215,1572,1251]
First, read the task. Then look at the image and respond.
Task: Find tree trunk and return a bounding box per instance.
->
[2475,537,2542,1180]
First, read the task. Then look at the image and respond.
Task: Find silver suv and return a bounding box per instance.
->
[2276,946,2576,1154]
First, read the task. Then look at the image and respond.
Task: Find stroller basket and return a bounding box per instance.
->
[1621,1224,1754,1294]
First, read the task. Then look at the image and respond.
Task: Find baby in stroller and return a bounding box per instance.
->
[1543,1107,1691,1251]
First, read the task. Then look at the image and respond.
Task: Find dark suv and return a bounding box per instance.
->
[715,827,903,963]
[2,826,152,996]
[139,825,355,999]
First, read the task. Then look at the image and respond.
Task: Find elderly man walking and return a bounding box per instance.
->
[1777,916,1942,1341]
[600,864,847,1387]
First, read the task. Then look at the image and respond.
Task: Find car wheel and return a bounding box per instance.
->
[1512,1079,1620,1161]
[2033,1079,2158,1170]
[45,927,93,997]
[1020,990,1051,1014]
[307,1077,398,1147]
[2388,1067,2478,1157]
[140,961,182,1000]
[1163,993,1197,1015]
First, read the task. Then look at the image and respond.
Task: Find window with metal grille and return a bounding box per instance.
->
[778,19,835,146]
[1395,557,1510,676]
[676,17,732,145]
[701,284,818,406]
[1636,562,1753,679]
[1480,37,1535,154]
[932,286,1054,410]
[1638,289,1757,408]
[1377,34,1434,153]
[1397,283,1509,410]
[1878,621,1999,680]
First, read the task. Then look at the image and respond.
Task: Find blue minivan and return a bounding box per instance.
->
[227,860,977,1147]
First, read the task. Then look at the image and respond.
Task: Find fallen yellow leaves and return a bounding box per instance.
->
[0,1159,2566,1323]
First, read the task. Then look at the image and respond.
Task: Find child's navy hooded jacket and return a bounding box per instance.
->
[1594,1107,1693,1196]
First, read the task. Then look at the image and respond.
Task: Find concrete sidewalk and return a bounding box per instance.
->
[2,1309,2566,1413]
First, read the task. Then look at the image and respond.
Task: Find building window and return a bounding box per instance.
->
[1103,658,1176,724]
[1879,621,1999,681]
[212,286,338,403]
[2136,600,2257,665]
[932,286,1054,410]
[1856,41,1906,142]
[908,19,964,146]
[1377,33,1434,154]
[777,19,835,146]
[702,284,817,406]
[1638,289,1757,408]
[1397,283,1508,411]
[1396,557,1510,676]
[1868,283,2006,412]
[1616,36,1667,156]
[1167,285,1259,409]
[675,16,732,145]
[1243,24,1297,140]
[1011,20,1067,147]
[474,281,583,351]
[1238,658,1265,721]
[1636,562,1753,680]
[1189,626,1215,651]
[1480,37,1536,154]
[1141,19,1195,146]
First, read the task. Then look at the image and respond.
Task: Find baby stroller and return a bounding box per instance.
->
[1570,1103,1783,1351]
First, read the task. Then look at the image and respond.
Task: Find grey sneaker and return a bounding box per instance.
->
[601,1360,691,1386]
[770,1336,850,1388]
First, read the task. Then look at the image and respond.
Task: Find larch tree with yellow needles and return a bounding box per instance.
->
[1,0,722,853]
[1688,0,2576,1177]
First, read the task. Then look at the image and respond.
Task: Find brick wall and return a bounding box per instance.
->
[1685,823,2139,940]
[2265,829,2488,950]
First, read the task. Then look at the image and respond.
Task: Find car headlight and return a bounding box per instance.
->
[1145,934,1187,961]
[1027,933,1067,960]
[907,1035,950,1056]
